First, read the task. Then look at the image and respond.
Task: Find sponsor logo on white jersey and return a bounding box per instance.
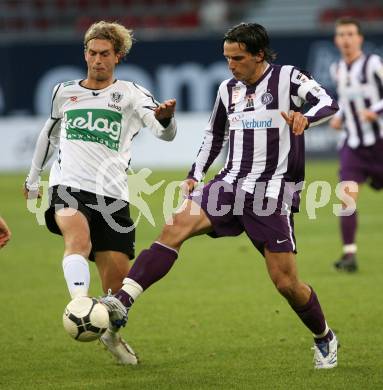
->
[63,108,122,150]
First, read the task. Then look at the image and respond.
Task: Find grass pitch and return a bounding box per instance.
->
[0,160,382,389]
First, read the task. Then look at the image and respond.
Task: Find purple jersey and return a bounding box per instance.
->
[330,54,383,148]
[188,63,338,211]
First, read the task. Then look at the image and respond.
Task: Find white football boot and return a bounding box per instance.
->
[99,291,128,329]
[313,333,339,369]
[100,329,138,365]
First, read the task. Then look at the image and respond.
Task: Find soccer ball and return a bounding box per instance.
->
[63,297,109,342]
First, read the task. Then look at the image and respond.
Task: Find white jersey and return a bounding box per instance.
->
[330,54,383,148]
[26,79,176,201]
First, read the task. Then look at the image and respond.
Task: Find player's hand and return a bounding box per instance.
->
[329,116,343,130]
[154,99,176,121]
[360,109,378,123]
[281,111,308,135]
[23,183,41,200]
[179,178,197,198]
[0,217,11,249]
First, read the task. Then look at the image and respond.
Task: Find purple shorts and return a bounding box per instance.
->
[189,179,297,255]
[339,139,383,190]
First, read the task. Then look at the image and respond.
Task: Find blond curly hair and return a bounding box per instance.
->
[84,21,133,58]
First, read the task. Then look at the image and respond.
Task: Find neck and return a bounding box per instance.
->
[247,62,268,85]
[343,50,363,65]
[82,77,114,90]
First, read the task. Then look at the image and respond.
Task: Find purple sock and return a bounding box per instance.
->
[127,242,178,290]
[115,289,135,309]
[340,211,357,246]
[114,242,178,309]
[292,287,328,336]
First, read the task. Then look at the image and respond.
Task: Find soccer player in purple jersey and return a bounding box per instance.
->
[330,18,383,272]
[102,23,340,369]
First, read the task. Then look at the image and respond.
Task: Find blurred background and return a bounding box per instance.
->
[0,0,383,170]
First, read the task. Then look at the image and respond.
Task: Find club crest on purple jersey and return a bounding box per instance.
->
[261,92,273,105]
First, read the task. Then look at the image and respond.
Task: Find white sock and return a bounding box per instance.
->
[343,244,357,254]
[62,254,90,299]
[121,278,143,301]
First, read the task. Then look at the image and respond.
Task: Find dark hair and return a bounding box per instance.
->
[223,22,276,62]
[335,17,363,35]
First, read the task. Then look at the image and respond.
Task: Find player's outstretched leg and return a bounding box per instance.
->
[265,250,338,369]
[292,288,339,369]
[113,241,179,311]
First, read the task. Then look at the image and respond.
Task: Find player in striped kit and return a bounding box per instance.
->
[104,23,340,368]
[24,21,176,365]
[330,17,383,272]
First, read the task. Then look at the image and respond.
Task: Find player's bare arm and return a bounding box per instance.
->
[360,109,378,122]
[179,178,197,197]
[154,99,176,121]
[23,183,42,200]
[0,216,11,248]
[329,116,343,130]
[281,111,309,135]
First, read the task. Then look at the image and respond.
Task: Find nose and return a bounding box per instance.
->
[228,59,235,71]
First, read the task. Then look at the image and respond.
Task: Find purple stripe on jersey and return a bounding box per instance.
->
[306,97,338,125]
[286,132,305,195]
[227,78,238,114]
[224,129,236,174]
[364,97,380,142]
[289,67,300,110]
[202,99,228,173]
[373,73,383,100]
[305,91,319,106]
[360,54,372,84]
[187,96,228,180]
[256,127,280,181]
[234,128,255,182]
[349,100,365,146]
[266,65,281,110]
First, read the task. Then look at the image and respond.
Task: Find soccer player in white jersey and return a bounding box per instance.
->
[23,21,177,364]
[0,216,11,249]
[104,23,339,369]
[330,18,383,272]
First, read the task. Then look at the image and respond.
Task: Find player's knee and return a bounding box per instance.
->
[273,277,296,299]
[160,214,193,245]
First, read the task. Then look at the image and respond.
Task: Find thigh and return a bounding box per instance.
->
[45,185,92,235]
[188,179,244,239]
[339,145,368,183]
[54,208,91,243]
[243,206,297,255]
[158,199,213,249]
[89,200,135,260]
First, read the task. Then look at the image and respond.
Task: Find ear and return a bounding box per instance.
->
[254,50,265,63]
